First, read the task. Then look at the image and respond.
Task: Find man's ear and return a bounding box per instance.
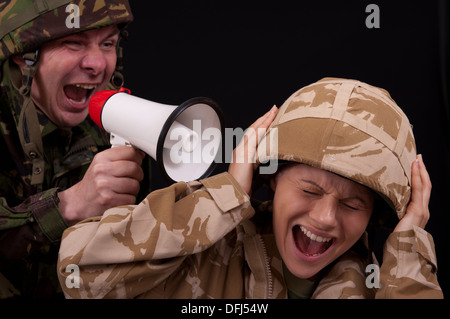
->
[11,55,26,74]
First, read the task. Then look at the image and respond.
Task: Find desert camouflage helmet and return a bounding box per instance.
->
[0,0,133,62]
[256,78,417,219]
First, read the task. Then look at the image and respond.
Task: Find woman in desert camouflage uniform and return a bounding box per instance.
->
[58,78,442,299]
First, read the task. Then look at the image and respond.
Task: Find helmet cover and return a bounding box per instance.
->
[256,78,416,219]
[0,0,133,62]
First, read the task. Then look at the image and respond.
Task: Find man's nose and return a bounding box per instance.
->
[80,47,107,76]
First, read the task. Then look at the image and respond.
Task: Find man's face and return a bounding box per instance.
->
[271,164,374,279]
[30,25,119,128]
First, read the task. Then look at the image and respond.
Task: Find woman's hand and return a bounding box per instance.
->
[394,154,432,232]
[228,105,278,194]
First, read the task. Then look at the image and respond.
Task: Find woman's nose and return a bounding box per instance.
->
[309,198,338,230]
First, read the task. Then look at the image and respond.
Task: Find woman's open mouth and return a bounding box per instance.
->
[293,225,335,258]
[64,83,97,106]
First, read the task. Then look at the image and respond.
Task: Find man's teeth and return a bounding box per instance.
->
[68,96,87,104]
[300,225,332,243]
[75,84,96,90]
[67,84,97,104]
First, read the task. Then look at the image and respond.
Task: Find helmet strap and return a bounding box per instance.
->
[19,50,39,95]
[16,50,45,188]
[110,28,127,89]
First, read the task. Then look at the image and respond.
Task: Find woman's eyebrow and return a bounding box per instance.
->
[301,179,328,194]
[340,195,369,206]
[301,179,370,206]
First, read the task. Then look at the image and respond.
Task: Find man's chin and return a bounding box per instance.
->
[56,111,89,129]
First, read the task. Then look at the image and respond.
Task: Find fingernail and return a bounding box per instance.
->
[271,105,278,113]
[416,154,423,162]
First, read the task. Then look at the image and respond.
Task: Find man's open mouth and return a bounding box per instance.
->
[293,225,334,257]
[64,84,97,105]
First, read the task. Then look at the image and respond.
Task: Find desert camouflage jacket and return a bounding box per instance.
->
[57,172,443,299]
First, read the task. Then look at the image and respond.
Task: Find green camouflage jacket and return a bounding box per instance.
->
[0,60,151,298]
[0,0,137,299]
[57,172,443,299]
[0,58,111,298]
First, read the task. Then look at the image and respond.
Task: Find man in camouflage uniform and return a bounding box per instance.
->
[0,0,150,298]
[57,78,443,298]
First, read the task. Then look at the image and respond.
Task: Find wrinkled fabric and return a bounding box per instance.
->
[57,172,442,299]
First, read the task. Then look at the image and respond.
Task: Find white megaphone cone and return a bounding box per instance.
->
[89,88,224,183]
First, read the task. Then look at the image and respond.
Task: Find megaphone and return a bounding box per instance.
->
[89,88,224,184]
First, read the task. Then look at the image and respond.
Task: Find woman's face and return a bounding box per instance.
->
[271,164,374,279]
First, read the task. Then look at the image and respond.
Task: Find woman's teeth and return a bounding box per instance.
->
[300,225,332,243]
[294,225,334,257]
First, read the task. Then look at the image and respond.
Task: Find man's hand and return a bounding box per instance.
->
[394,154,432,232]
[228,105,277,194]
[58,146,145,225]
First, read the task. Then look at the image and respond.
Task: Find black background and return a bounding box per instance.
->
[122,0,449,297]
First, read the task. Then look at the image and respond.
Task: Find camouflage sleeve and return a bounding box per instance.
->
[57,172,253,298]
[377,226,443,299]
[311,249,377,299]
[0,188,68,259]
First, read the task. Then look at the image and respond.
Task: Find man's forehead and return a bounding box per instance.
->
[63,25,120,39]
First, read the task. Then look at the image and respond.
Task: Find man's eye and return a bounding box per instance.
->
[102,42,113,48]
[102,40,117,50]
[64,41,82,49]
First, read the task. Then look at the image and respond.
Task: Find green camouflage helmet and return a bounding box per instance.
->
[0,0,133,62]
[256,78,417,219]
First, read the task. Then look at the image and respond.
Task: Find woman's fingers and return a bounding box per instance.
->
[228,105,278,194]
[394,154,431,232]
